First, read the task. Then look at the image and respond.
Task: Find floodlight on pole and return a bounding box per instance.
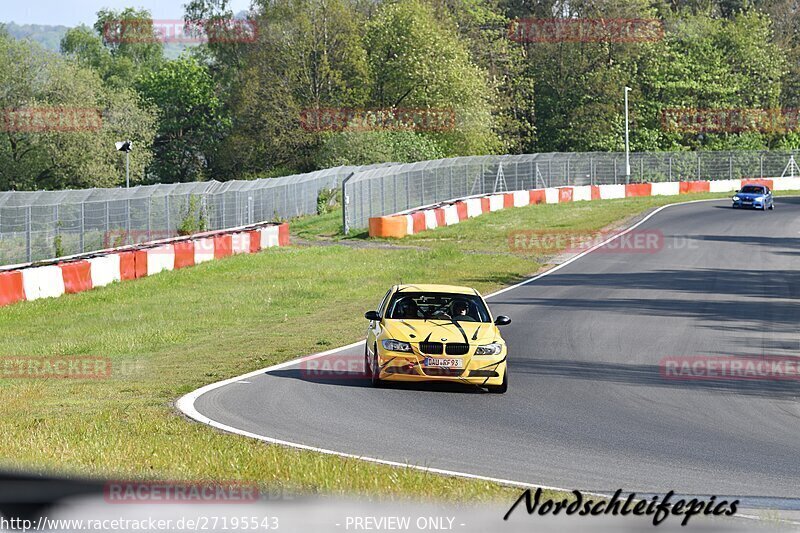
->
[115,140,133,188]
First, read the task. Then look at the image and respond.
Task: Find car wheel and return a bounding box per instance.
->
[769,203,775,210]
[370,344,382,388]
[486,369,508,394]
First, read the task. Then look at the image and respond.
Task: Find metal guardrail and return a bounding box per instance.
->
[342,151,800,232]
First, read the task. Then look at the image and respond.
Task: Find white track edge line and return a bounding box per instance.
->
[175,197,779,522]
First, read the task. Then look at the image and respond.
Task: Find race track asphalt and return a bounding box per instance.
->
[192,198,800,502]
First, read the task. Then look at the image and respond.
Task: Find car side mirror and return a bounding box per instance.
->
[365,310,381,321]
[494,315,511,326]
[734,190,739,193]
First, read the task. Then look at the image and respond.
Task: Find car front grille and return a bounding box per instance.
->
[419,342,443,354]
[423,367,465,377]
[445,343,470,355]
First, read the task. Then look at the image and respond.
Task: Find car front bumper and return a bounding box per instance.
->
[375,351,507,386]
[732,200,766,209]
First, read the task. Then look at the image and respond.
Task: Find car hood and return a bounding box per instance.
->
[736,192,765,199]
[382,318,500,346]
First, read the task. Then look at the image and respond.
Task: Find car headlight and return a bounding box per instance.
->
[382,339,412,352]
[732,196,740,201]
[474,342,503,355]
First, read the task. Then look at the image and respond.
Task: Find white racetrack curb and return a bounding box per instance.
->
[175,197,775,521]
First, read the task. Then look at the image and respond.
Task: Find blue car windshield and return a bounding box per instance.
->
[386,292,491,322]
[739,186,765,194]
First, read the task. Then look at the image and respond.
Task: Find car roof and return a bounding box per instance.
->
[394,284,479,296]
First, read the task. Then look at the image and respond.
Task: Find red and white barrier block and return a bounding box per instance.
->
[0,222,290,309]
[368,177,797,238]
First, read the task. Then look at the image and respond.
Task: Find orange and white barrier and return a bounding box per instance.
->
[0,222,289,308]
[22,265,65,301]
[368,178,797,238]
[88,254,121,287]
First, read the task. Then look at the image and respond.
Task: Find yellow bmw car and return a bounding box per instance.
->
[364,284,511,393]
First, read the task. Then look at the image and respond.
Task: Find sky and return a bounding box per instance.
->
[3,0,252,27]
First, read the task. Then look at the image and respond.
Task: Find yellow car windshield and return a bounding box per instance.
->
[386,292,490,322]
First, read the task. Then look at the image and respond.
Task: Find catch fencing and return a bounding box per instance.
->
[342,151,800,232]
[0,164,393,266]
[4,150,800,263]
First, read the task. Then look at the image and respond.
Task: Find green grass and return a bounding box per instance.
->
[0,245,536,501]
[293,191,765,251]
[398,192,734,253]
[0,190,789,501]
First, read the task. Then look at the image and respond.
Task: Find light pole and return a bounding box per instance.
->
[624,87,631,184]
[115,140,133,188]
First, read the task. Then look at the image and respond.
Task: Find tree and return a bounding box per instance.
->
[314,129,446,167]
[637,10,786,150]
[207,0,371,176]
[136,57,228,182]
[365,0,500,155]
[0,32,157,190]
[60,8,164,88]
[517,0,660,152]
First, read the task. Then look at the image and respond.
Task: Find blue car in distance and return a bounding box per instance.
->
[732,185,774,210]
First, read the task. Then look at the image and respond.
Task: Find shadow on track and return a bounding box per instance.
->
[513,358,800,400]
[266,368,487,394]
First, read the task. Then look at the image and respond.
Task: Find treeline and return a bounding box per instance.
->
[0,0,798,190]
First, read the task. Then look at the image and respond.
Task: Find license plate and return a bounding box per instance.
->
[423,357,463,368]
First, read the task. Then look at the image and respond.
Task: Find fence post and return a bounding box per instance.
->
[729,154,733,180]
[54,204,60,256]
[80,203,85,253]
[147,198,151,241]
[669,157,672,181]
[697,153,701,180]
[26,206,32,262]
[614,159,617,184]
[105,200,110,241]
[548,160,552,187]
[342,172,355,235]
[589,158,594,186]
[760,155,764,178]
[640,159,644,182]
[165,195,171,236]
[406,173,411,211]
[449,166,453,198]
